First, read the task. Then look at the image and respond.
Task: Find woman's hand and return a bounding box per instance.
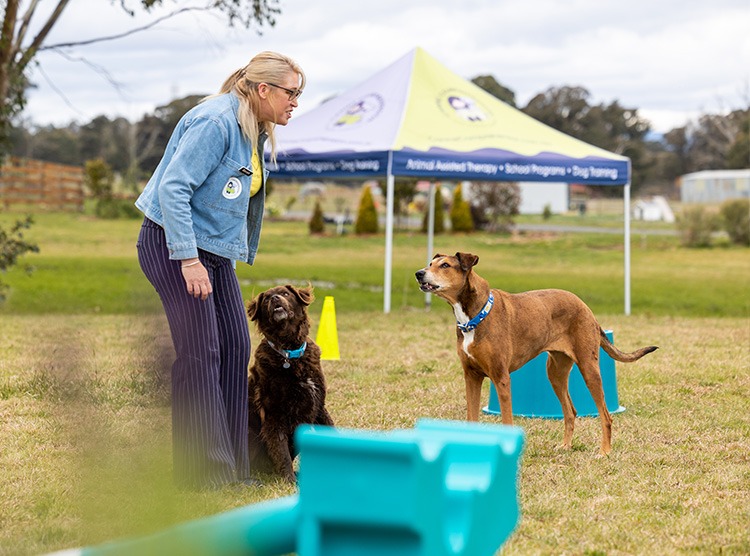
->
[181,259,212,300]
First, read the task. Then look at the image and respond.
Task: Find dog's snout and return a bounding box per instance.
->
[415,269,426,281]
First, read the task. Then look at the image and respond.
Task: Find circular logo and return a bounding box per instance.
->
[438,89,493,125]
[329,93,384,129]
[222,177,242,199]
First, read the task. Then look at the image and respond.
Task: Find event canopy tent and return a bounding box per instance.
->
[269,48,634,313]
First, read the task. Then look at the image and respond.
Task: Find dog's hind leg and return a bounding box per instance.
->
[546,352,576,450]
[577,359,613,456]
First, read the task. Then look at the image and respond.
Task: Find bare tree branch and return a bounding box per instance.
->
[52,49,127,94]
[13,0,41,56]
[16,0,70,73]
[39,6,213,50]
[32,60,84,119]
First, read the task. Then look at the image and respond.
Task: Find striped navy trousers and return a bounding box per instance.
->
[137,217,250,490]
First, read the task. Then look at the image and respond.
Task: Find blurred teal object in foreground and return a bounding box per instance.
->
[50,419,524,556]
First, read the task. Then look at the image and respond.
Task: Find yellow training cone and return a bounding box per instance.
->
[316,296,340,360]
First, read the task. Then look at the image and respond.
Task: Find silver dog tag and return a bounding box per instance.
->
[283,361,291,369]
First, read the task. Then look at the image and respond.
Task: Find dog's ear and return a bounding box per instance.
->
[455,252,479,271]
[247,292,264,322]
[286,284,314,306]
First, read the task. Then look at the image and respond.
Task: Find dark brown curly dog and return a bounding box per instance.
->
[247,284,334,482]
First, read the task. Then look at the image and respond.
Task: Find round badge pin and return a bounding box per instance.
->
[222,177,242,199]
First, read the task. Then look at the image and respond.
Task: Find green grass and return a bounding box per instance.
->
[0,210,749,555]
[0,212,748,317]
[1,312,748,555]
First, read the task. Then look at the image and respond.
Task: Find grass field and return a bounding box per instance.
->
[0,212,747,317]
[0,210,749,555]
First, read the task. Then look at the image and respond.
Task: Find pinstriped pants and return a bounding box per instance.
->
[137,218,250,490]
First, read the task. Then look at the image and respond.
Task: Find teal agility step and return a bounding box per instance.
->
[483,329,625,418]
[296,419,524,555]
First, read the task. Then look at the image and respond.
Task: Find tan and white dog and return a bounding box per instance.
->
[415,252,657,455]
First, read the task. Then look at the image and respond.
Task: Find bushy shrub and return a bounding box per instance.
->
[677,205,720,247]
[450,184,474,232]
[0,216,39,302]
[470,182,520,233]
[85,158,139,219]
[309,200,325,234]
[542,203,553,220]
[719,198,749,246]
[355,185,378,234]
[84,158,114,202]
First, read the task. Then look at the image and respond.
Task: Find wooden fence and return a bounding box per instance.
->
[0,157,85,211]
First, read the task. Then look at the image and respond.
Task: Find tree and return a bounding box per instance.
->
[523,86,592,139]
[724,109,749,170]
[137,95,206,174]
[354,185,378,235]
[0,0,281,161]
[450,183,474,232]
[523,85,651,192]
[79,116,132,174]
[22,123,81,165]
[471,75,516,107]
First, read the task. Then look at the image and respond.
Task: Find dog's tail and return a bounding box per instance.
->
[599,327,658,362]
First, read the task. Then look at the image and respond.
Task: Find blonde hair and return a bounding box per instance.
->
[207,51,305,163]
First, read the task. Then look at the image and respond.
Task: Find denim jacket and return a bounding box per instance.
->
[135,93,267,264]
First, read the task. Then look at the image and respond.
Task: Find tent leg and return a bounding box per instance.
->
[624,183,631,316]
[425,182,436,310]
[383,173,395,313]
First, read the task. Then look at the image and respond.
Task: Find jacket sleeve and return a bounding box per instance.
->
[157,115,228,260]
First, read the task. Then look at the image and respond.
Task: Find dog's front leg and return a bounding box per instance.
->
[491,371,514,425]
[261,425,296,483]
[463,369,484,421]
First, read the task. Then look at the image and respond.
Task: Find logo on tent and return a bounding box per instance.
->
[329,93,384,129]
[438,89,493,125]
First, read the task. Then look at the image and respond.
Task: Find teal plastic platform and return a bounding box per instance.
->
[483,330,625,419]
[296,419,524,556]
[54,419,524,556]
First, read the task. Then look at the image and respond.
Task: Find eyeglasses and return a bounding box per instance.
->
[266,82,302,101]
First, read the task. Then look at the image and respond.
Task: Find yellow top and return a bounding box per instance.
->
[250,147,262,197]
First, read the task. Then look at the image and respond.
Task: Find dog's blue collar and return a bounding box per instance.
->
[267,340,307,360]
[457,293,494,333]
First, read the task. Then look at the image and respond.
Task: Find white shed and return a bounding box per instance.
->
[633,195,676,223]
[517,181,569,214]
[680,169,750,203]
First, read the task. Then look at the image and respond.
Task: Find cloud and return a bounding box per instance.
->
[20,0,750,133]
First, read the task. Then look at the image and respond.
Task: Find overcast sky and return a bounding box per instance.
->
[21,0,750,134]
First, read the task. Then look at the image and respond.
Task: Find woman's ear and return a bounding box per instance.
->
[256,82,270,100]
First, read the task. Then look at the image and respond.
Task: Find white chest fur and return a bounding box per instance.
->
[452,303,475,357]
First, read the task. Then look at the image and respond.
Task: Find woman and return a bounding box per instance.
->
[135,51,304,490]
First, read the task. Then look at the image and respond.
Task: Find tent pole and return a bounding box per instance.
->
[624,182,631,316]
[384,172,395,313]
[425,182,436,310]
